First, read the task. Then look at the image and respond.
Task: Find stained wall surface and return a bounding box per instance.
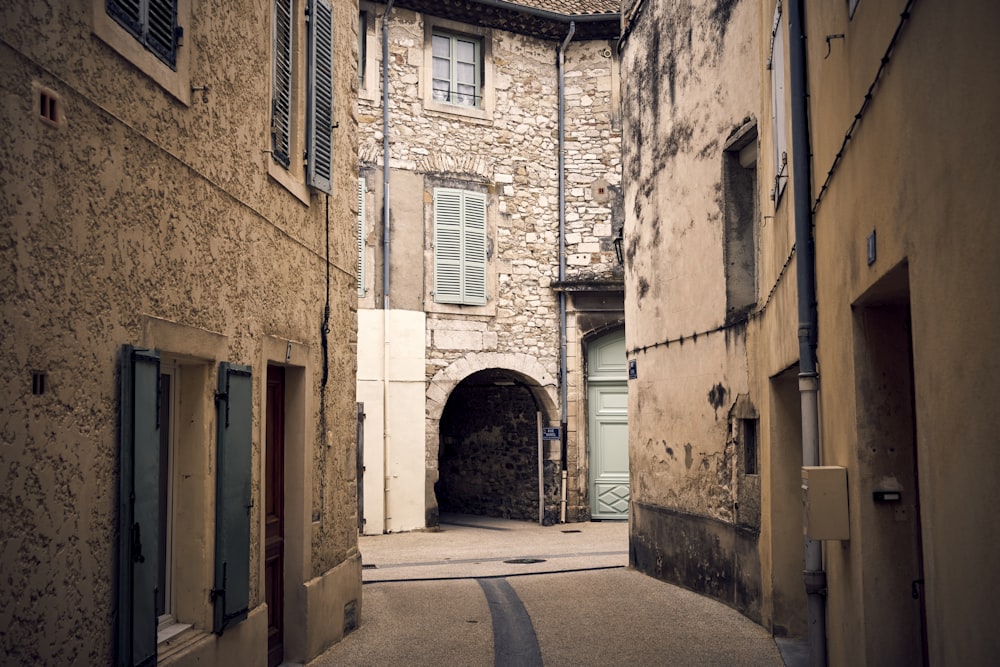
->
[620,0,763,620]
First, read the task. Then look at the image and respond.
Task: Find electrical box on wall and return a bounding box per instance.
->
[802,466,850,541]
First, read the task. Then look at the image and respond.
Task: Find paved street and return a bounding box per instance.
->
[308,515,793,667]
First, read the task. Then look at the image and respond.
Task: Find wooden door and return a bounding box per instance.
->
[265,366,285,667]
[588,330,629,520]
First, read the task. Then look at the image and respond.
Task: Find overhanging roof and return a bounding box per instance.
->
[371,0,621,41]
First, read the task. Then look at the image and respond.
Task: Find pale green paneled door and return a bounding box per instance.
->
[588,329,629,520]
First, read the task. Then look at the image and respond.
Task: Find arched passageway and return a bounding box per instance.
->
[436,369,558,523]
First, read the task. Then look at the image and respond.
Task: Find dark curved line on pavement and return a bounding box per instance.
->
[478,577,544,667]
[362,564,625,585]
[367,550,628,570]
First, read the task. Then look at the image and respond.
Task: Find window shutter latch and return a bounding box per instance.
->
[211,563,228,602]
[131,522,145,564]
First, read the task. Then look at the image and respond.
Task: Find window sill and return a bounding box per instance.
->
[157,622,193,645]
[268,161,311,206]
[423,100,493,125]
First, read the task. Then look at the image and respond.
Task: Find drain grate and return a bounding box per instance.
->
[561,529,582,533]
[362,564,377,569]
[504,558,546,564]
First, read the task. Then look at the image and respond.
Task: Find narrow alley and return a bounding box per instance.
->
[309,515,794,666]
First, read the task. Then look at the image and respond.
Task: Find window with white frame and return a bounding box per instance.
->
[432,31,482,107]
[422,17,494,121]
[433,188,487,306]
[769,2,788,204]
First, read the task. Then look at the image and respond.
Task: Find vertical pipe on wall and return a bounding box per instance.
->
[788,0,826,663]
[537,412,544,524]
[381,0,395,533]
[557,21,575,523]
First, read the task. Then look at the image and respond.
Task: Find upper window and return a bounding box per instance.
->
[270,0,334,196]
[722,123,759,322]
[432,31,481,108]
[433,188,487,306]
[422,17,494,122]
[93,0,191,102]
[358,11,367,89]
[107,0,180,68]
[768,2,788,205]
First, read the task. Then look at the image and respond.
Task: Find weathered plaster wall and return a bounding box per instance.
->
[357,5,622,525]
[0,0,360,662]
[621,0,761,618]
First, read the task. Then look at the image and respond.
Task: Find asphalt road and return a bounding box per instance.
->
[308,515,790,667]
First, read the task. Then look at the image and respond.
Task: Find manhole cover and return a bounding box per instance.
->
[504,558,546,564]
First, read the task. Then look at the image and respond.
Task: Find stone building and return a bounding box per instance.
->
[355,0,625,533]
[1,2,362,666]
[621,0,1000,664]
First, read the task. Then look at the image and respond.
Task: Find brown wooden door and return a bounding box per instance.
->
[265,366,285,667]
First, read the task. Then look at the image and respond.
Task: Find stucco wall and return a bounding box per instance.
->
[620,0,762,618]
[0,0,360,663]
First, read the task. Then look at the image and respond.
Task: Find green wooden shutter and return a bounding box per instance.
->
[434,188,464,304]
[272,0,293,168]
[463,191,487,305]
[212,363,253,634]
[117,345,160,667]
[307,0,334,193]
[357,177,366,297]
[107,0,178,69]
[146,0,179,68]
[107,0,143,41]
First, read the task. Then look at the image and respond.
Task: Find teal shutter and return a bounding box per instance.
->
[434,188,487,305]
[107,0,178,69]
[307,0,334,193]
[357,177,366,297]
[212,363,253,634]
[107,0,143,40]
[434,188,464,304]
[146,0,179,67]
[117,345,160,667]
[272,0,293,168]
[463,192,488,305]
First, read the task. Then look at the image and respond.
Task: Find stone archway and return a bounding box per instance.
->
[426,353,558,525]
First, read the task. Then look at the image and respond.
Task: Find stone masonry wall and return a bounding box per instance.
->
[358,7,622,519]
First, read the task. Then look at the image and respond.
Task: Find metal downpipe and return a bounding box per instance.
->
[557,22,575,523]
[788,0,826,664]
[381,0,395,533]
[381,0,394,311]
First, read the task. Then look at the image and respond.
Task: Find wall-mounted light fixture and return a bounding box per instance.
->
[613,227,624,265]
